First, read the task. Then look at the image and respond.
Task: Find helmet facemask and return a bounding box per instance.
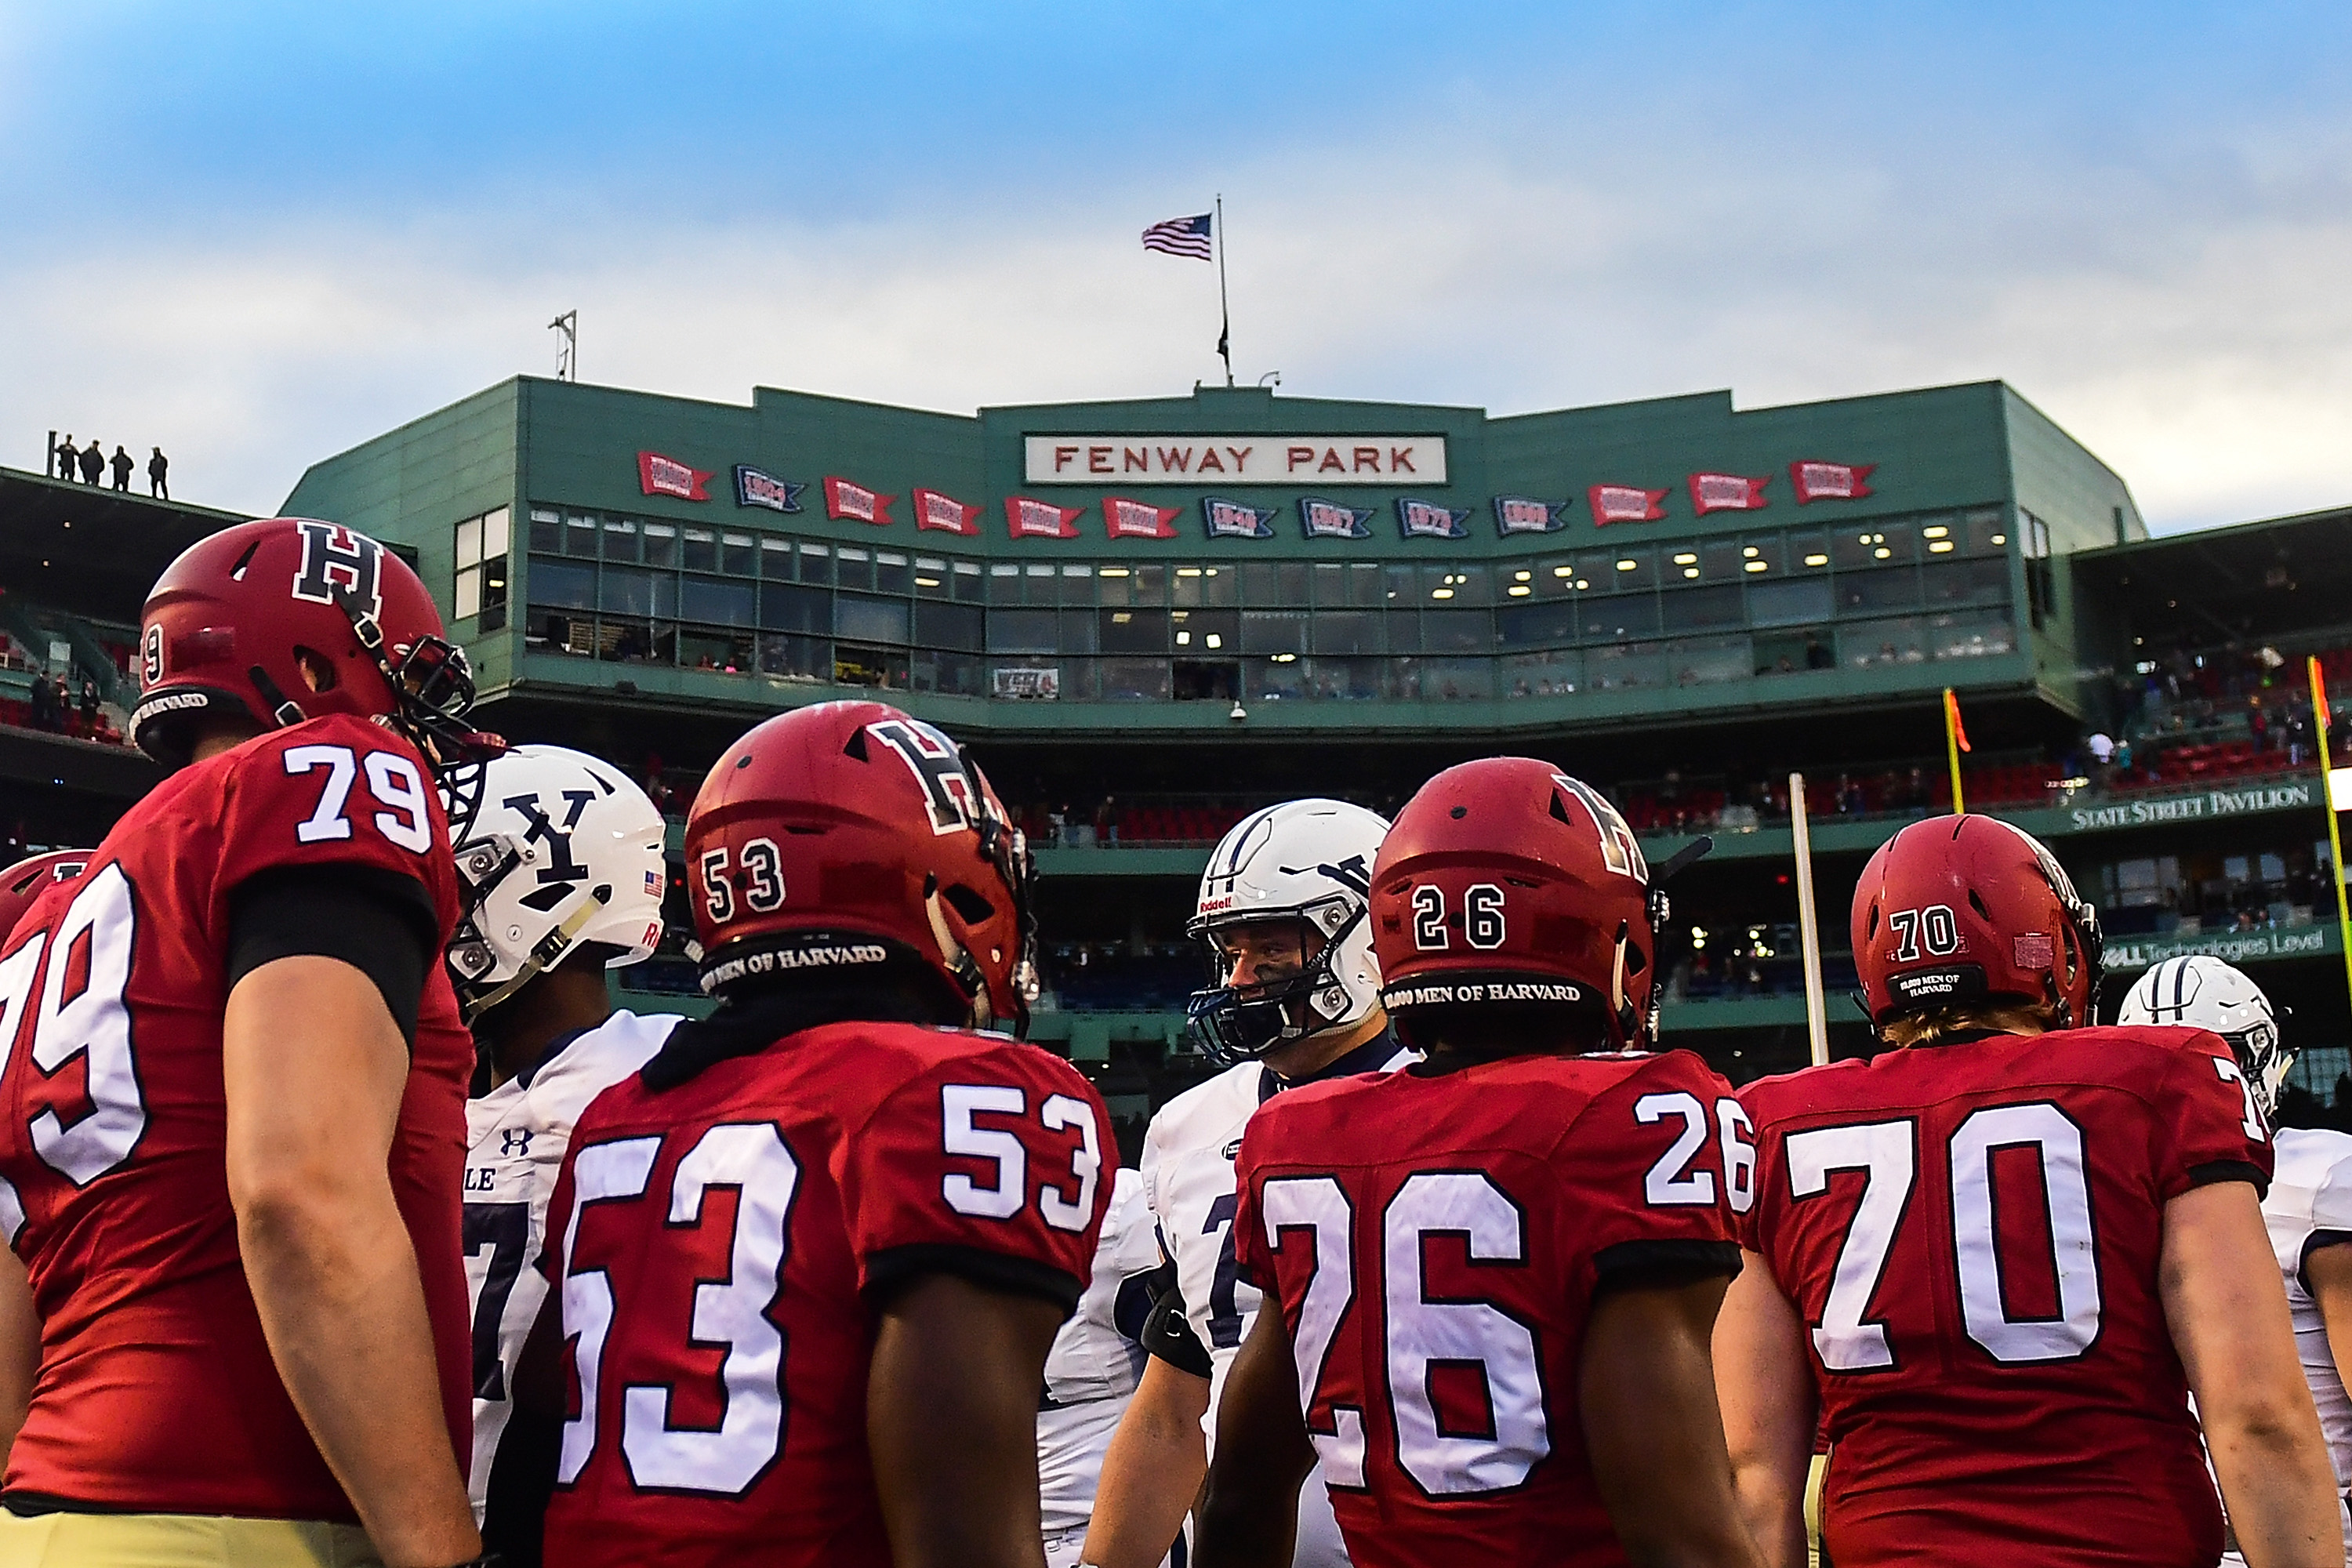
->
[1186,898,1366,1065]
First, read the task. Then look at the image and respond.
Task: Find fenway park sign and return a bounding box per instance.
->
[1024,435,1448,486]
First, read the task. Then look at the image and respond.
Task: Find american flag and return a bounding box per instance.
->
[1142,212,1213,260]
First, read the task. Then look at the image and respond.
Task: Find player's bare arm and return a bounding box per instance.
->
[0,1244,35,1460]
[2162,1179,2339,1568]
[1711,1251,1813,1568]
[1582,1273,1766,1568]
[225,955,481,1568]
[869,1272,1069,1568]
[1079,1352,1211,1568]
[1191,1302,1315,1568]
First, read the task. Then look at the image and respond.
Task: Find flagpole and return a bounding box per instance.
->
[1791,771,1831,1067]
[1215,194,1234,388]
[2308,657,2352,1012]
[1943,688,1967,815]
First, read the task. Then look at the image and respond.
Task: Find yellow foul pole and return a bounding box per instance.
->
[2308,656,2352,1009]
[1942,688,1966,815]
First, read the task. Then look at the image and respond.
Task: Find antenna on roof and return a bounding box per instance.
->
[550,310,578,383]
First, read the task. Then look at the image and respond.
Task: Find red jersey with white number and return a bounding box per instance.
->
[0,713,473,1520]
[1736,1026,2274,1567]
[541,1018,1112,1568]
[1231,1049,1740,1568]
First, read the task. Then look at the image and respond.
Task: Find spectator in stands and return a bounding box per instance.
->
[2086,731,2114,766]
[78,677,99,732]
[1804,632,1834,670]
[1094,795,1116,846]
[76,441,102,485]
[53,435,74,481]
[25,673,53,732]
[147,447,169,499]
[2115,737,2136,774]
[2251,696,2270,751]
[108,445,132,492]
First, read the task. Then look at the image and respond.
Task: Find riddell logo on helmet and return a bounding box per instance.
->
[1197,895,1236,914]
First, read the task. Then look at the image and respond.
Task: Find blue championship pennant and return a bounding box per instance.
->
[1396,498,1470,539]
[734,465,807,514]
[1298,497,1374,539]
[1201,497,1277,539]
[1493,495,1568,535]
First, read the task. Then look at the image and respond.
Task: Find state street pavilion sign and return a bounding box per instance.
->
[1024,435,1447,486]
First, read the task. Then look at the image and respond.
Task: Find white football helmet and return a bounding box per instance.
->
[1185,799,1388,1063]
[2117,954,2290,1120]
[445,744,670,1021]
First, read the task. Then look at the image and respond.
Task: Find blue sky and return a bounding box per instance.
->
[2,2,2346,525]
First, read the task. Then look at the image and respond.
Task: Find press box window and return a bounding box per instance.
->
[454,506,510,631]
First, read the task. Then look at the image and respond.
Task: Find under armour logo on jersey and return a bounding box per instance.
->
[500,1128,533,1157]
[290,521,386,622]
[504,789,594,911]
[1552,774,1648,882]
[866,718,980,836]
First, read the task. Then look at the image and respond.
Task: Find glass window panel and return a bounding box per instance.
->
[1129,565,1169,607]
[480,506,510,560]
[1099,608,1168,654]
[1276,562,1310,604]
[988,563,1024,604]
[1501,648,1581,697]
[454,566,481,620]
[760,583,829,634]
[875,551,910,595]
[1587,642,1668,691]
[760,538,794,577]
[1312,563,1348,607]
[1748,577,1833,628]
[1421,659,1493,701]
[1299,655,1381,699]
[1096,659,1171,701]
[1500,564,1538,601]
[527,558,595,612]
[987,608,1060,653]
[1240,611,1308,655]
[913,557,951,598]
[909,648,985,698]
[833,644,909,690]
[1172,659,1243,701]
[641,523,676,568]
[1874,521,1918,565]
[797,543,833,586]
[836,548,873,592]
[1244,655,1312,704]
[836,593,908,644]
[1420,609,1493,653]
[681,577,755,627]
[757,633,829,682]
[681,528,718,572]
[1739,535,1784,577]
[600,567,674,619]
[1059,609,1099,653]
[565,514,597,557]
[456,517,482,570]
[1922,609,2016,661]
[1596,547,1655,590]
[1922,559,2009,607]
[1846,617,1929,667]
[1495,600,1577,648]
[953,561,984,603]
[1660,583,1744,632]
[1346,563,1382,607]
[1664,634,1752,686]
[913,601,984,651]
[1239,564,1280,605]
[1965,510,2010,554]
[722,532,757,575]
[1832,526,1884,571]
[1700,540,1743,582]
[1382,564,1417,605]
[679,626,754,672]
[1311,610,1381,656]
[1170,608,1240,654]
[1535,556,1582,597]
[1098,565,1135,607]
[1839,568,1920,615]
[1582,597,1661,641]
[1789,531,1831,572]
[530,512,561,553]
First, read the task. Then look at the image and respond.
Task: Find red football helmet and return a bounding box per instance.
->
[685,700,1036,1033]
[0,851,91,942]
[132,518,480,775]
[1853,814,2103,1031]
[1372,758,1660,1049]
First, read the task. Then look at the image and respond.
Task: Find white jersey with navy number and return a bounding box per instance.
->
[461,1008,680,1519]
[1038,1167,1159,1536]
[1137,1036,1413,1568]
[2266,1127,2352,1486]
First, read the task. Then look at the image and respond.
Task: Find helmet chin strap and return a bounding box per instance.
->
[923,874,991,1029]
[462,887,610,1025]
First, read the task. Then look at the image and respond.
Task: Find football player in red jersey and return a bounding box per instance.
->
[0,519,494,1567]
[1715,814,2339,1568]
[1192,759,1765,1568]
[533,700,1113,1568]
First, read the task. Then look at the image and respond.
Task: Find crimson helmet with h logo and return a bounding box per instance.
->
[132,517,478,772]
[0,851,92,942]
[684,701,1036,1034]
[1853,814,2103,1032]
[1371,757,1659,1050]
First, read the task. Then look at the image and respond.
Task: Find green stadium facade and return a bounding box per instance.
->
[5,373,2348,1138]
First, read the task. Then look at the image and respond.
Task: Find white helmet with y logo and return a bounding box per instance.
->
[1185,798,1388,1064]
[2117,953,2290,1120]
[445,744,670,1021]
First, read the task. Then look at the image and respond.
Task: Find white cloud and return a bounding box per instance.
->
[3,124,2345,532]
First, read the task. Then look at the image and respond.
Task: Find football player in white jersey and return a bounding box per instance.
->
[1083,800,1410,1568]
[1040,1167,1166,1568]
[445,744,679,1561]
[2118,954,2352,1562]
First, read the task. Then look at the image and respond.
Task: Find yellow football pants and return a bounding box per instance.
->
[0,1508,380,1566]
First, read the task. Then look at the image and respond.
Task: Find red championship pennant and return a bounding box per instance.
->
[637,451,712,501]
[1790,460,1877,503]
[1102,496,1182,539]
[1006,495,1084,539]
[1588,484,1669,526]
[1687,472,1770,516]
[823,476,896,525]
[912,488,982,535]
